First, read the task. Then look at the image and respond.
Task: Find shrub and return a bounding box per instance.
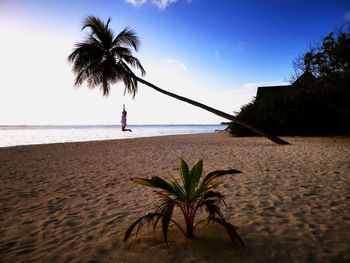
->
[124,159,245,248]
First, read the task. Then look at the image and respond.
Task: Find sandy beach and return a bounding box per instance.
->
[0,134,349,262]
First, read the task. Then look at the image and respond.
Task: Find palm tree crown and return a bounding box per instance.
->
[67,16,145,97]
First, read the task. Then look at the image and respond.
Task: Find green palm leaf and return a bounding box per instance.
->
[188,184,207,202]
[202,169,242,187]
[131,176,176,195]
[131,177,155,188]
[169,179,187,201]
[180,159,190,193]
[189,159,203,194]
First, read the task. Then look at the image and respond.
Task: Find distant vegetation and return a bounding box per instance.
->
[230,26,350,136]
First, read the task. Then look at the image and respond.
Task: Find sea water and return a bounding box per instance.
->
[0,124,226,147]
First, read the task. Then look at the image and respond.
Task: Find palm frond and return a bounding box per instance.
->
[169,179,187,201]
[160,201,175,243]
[124,213,161,242]
[202,191,226,203]
[153,200,186,237]
[153,202,167,230]
[113,27,140,51]
[111,46,133,57]
[121,54,146,76]
[188,184,207,202]
[202,169,242,187]
[82,16,114,49]
[68,42,103,71]
[82,16,103,32]
[192,190,225,219]
[199,191,226,207]
[118,61,139,98]
[131,177,155,188]
[180,159,190,193]
[210,217,245,248]
[203,199,224,219]
[189,159,203,194]
[131,176,177,195]
[125,201,181,244]
[154,191,174,201]
[73,61,103,88]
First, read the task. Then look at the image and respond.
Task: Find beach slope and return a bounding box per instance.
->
[1,134,349,262]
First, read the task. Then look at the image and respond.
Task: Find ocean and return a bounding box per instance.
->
[0,124,227,147]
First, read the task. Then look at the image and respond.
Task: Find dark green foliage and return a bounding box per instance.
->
[230,87,344,136]
[294,27,350,78]
[230,26,350,136]
[124,159,245,248]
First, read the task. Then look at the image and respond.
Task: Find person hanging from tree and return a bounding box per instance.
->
[121,104,132,132]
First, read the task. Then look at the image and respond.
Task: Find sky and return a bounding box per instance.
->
[0,0,349,125]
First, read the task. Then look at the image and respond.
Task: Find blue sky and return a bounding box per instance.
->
[0,0,349,124]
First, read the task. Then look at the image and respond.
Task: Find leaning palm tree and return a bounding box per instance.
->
[67,16,289,145]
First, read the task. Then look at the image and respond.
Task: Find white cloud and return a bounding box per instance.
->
[345,12,350,22]
[125,0,180,9]
[164,58,189,72]
[125,0,147,7]
[152,0,178,9]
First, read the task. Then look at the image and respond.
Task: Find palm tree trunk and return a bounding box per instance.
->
[135,77,290,145]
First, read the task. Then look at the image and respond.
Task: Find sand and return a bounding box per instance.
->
[0,134,349,262]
